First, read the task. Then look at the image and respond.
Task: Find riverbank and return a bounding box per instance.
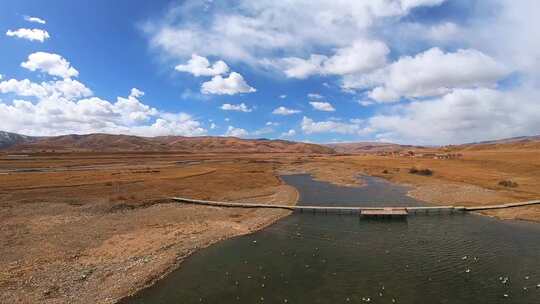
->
[279,152,540,222]
[0,153,299,303]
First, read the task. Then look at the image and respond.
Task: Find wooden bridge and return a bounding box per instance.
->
[171,197,540,217]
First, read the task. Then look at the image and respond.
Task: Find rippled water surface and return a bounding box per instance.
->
[123,174,540,304]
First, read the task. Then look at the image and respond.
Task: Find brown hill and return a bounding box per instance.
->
[445,135,540,151]
[326,142,424,154]
[3,133,335,154]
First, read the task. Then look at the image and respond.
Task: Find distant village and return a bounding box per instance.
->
[375,151,463,159]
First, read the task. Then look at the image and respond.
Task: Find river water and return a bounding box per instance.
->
[123,174,540,304]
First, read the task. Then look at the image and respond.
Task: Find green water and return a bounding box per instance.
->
[122,174,540,304]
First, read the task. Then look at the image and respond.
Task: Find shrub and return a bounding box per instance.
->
[498,180,518,188]
[409,167,433,176]
[382,169,389,174]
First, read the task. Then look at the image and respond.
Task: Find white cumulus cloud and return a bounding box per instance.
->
[0,78,92,100]
[21,52,79,79]
[277,39,389,79]
[6,28,50,42]
[224,126,249,137]
[281,129,296,137]
[130,88,145,98]
[272,106,301,115]
[366,88,540,145]
[201,72,256,95]
[220,103,252,112]
[175,54,229,77]
[308,93,323,99]
[344,47,508,102]
[146,0,446,65]
[309,101,335,112]
[301,117,370,135]
[0,75,206,137]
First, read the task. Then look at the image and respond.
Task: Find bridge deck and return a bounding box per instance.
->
[171,197,540,216]
[361,208,408,217]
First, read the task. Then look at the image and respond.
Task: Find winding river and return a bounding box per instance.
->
[123,174,540,304]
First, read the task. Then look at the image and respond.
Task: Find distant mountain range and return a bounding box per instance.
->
[0,131,36,149]
[0,131,334,154]
[325,142,425,154]
[328,136,540,153]
[1,131,539,154]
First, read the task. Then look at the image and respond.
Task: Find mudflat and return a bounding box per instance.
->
[1,149,539,303]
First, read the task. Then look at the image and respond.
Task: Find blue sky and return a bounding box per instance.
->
[1,0,539,145]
